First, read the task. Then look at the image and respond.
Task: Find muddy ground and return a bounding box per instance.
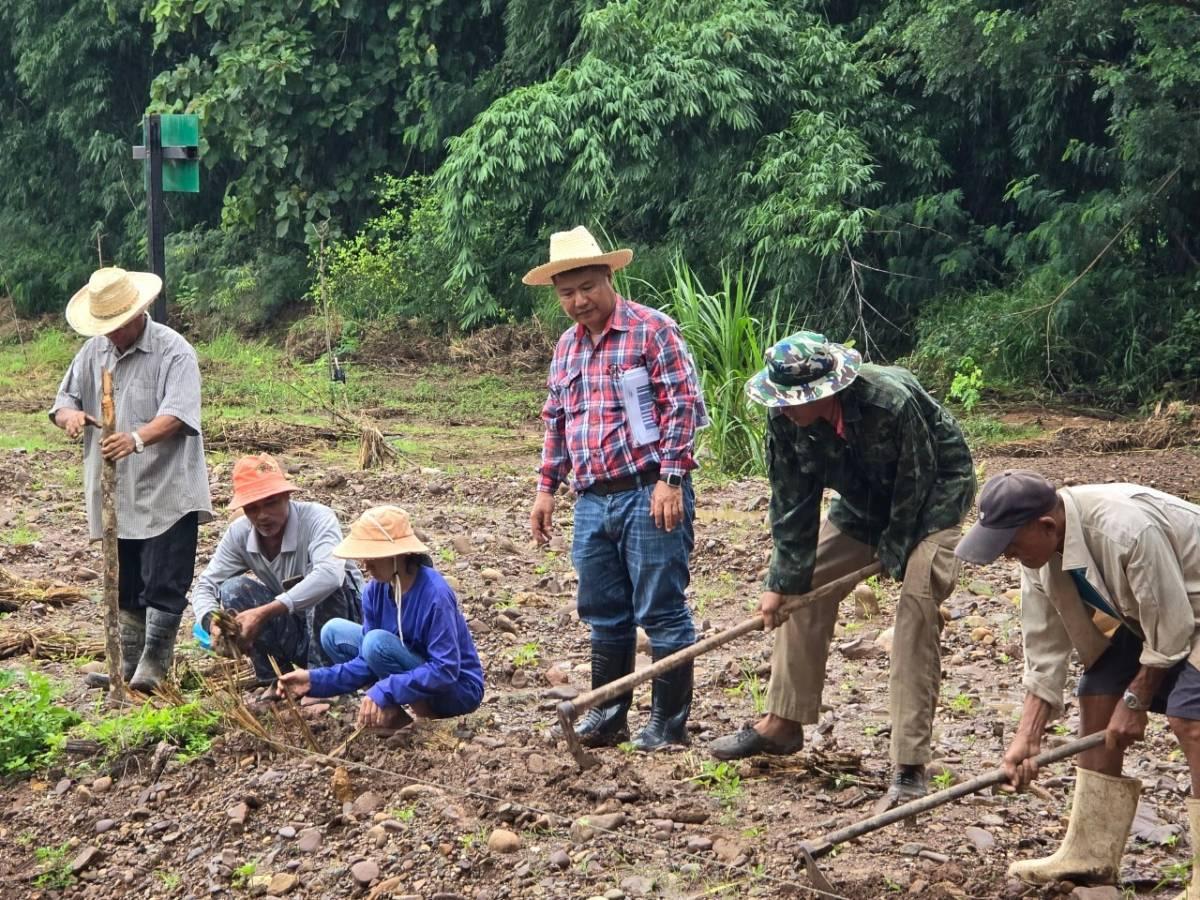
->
[2,353,1199,900]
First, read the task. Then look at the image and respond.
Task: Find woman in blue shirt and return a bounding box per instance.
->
[277,505,484,729]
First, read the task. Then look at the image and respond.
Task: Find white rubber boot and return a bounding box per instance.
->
[1173,797,1200,900]
[1009,767,1139,885]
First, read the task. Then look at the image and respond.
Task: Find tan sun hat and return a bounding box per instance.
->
[65,267,162,337]
[522,226,633,286]
[333,505,430,559]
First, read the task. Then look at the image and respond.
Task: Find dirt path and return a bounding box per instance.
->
[2,375,1198,899]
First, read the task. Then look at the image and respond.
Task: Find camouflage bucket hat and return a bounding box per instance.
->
[745,331,862,407]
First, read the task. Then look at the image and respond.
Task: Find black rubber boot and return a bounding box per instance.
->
[632,649,693,751]
[130,608,182,693]
[119,608,145,682]
[575,638,637,748]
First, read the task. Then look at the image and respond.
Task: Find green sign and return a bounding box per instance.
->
[143,114,200,193]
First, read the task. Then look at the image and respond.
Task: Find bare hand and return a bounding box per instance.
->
[759,591,786,629]
[234,606,274,649]
[57,409,99,439]
[99,432,136,461]
[276,669,311,700]
[649,481,683,531]
[357,694,385,728]
[531,491,555,545]
[1105,704,1148,752]
[1002,732,1043,789]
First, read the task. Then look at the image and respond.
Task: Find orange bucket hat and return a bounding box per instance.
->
[333,506,429,559]
[228,454,300,510]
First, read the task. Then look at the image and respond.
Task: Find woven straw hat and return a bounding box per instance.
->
[227,454,300,510]
[65,267,162,337]
[522,226,633,286]
[333,506,430,559]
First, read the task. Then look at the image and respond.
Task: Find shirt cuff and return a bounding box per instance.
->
[537,474,559,493]
[276,592,296,614]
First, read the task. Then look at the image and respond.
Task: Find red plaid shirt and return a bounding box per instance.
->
[539,297,702,493]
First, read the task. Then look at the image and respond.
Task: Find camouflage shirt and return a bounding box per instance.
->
[765,365,976,592]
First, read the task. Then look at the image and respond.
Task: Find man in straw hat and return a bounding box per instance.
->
[709,332,975,810]
[526,226,705,752]
[190,454,363,685]
[957,471,1200,893]
[50,267,213,692]
[277,506,483,729]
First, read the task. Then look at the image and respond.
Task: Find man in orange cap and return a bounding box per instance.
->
[190,454,363,684]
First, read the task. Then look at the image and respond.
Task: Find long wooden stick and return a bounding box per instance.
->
[556,562,882,769]
[801,731,1107,858]
[267,654,320,753]
[100,370,125,702]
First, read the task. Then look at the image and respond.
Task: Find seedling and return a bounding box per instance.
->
[510,641,541,668]
[689,760,742,807]
[231,860,257,889]
[391,805,416,824]
[439,548,456,563]
[948,692,975,715]
[723,661,767,715]
[931,771,954,790]
[34,843,74,890]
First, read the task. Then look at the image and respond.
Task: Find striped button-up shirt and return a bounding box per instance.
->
[49,316,213,540]
[539,297,702,493]
[190,500,364,627]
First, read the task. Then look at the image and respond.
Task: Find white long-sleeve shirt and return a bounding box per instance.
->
[191,500,363,626]
[1021,484,1200,715]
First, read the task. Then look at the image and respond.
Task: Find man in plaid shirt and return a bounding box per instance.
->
[525,226,704,752]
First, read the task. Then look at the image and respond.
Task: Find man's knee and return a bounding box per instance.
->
[1169,715,1200,748]
[218,575,270,611]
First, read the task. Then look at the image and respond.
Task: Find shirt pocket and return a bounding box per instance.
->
[122,377,161,426]
[552,367,585,415]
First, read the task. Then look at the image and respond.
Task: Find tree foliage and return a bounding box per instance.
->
[1,0,1196,402]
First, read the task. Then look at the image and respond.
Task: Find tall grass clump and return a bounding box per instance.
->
[662,261,791,476]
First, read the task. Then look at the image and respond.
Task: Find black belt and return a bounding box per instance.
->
[586,467,659,496]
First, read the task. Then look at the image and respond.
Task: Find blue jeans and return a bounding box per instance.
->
[572,480,696,651]
[321,618,426,677]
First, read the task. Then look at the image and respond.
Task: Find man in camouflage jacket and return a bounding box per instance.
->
[710,331,976,808]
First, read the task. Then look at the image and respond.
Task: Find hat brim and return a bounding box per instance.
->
[744,347,861,407]
[522,249,633,286]
[955,522,1021,565]
[332,533,430,560]
[228,480,299,512]
[65,272,162,337]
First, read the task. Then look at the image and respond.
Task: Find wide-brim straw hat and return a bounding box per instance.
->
[745,331,862,407]
[522,226,633,286]
[334,505,430,559]
[228,453,300,510]
[65,267,162,337]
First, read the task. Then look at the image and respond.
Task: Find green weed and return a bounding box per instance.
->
[0,521,39,546]
[33,842,74,890]
[73,700,220,762]
[509,641,541,668]
[724,661,768,716]
[947,692,975,715]
[391,805,417,824]
[156,870,182,890]
[931,771,954,790]
[0,670,80,775]
[689,760,742,807]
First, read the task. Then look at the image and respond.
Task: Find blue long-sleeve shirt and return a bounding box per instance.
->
[307,567,484,711]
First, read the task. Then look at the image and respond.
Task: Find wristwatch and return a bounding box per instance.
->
[663,473,684,488]
[132,431,145,454]
[1122,689,1151,711]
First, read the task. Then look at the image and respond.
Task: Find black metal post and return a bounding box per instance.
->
[145,114,167,324]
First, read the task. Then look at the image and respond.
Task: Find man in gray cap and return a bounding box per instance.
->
[957,470,1200,893]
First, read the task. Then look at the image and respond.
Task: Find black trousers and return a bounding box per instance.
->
[117,512,199,615]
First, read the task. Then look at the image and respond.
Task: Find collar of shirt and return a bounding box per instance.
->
[246,502,300,558]
[572,296,632,346]
[101,315,153,365]
[1059,489,1121,611]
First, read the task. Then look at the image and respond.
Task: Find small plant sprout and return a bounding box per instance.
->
[510,641,541,668]
[931,771,954,790]
[689,760,742,807]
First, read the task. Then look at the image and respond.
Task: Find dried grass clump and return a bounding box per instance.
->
[0,568,89,612]
[0,625,103,660]
[448,322,554,373]
[998,402,1200,458]
[206,420,343,454]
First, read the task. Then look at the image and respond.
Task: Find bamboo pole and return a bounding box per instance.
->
[100,370,125,702]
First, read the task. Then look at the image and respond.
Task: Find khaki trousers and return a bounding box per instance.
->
[765,520,961,765]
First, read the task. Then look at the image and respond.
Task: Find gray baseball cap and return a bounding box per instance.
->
[956,470,1058,564]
